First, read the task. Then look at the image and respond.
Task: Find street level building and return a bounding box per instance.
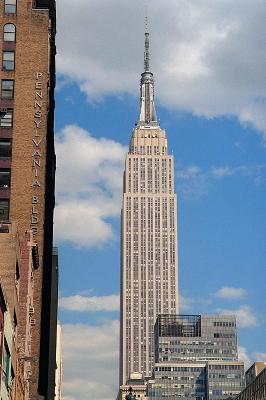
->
[147,315,245,399]
[245,361,266,386]
[118,373,148,400]
[55,322,63,400]
[0,1,57,399]
[230,362,266,400]
[120,28,178,385]
[0,222,22,400]
[0,222,39,400]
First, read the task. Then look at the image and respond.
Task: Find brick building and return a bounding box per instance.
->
[0,1,57,399]
[0,222,36,400]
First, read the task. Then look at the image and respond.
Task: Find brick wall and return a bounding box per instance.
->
[0,2,56,399]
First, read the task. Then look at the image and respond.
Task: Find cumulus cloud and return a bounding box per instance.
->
[62,321,119,400]
[56,0,266,137]
[59,294,120,312]
[54,125,126,247]
[253,352,266,362]
[215,286,247,300]
[219,305,257,328]
[238,346,251,369]
[176,163,266,198]
[176,165,209,198]
[179,293,212,313]
[179,294,193,312]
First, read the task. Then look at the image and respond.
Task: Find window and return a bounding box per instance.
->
[4,0,17,14]
[213,389,222,396]
[0,140,12,158]
[0,109,13,127]
[15,263,20,298]
[0,169,11,188]
[2,340,10,387]
[10,365,15,391]
[2,52,15,71]
[0,200,9,221]
[3,24,16,42]
[1,80,14,99]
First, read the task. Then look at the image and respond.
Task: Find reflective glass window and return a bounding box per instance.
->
[2,51,15,71]
[0,109,13,127]
[0,140,12,158]
[3,24,16,42]
[4,0,17,14]
[1,80,14,99]
[0,169,11,188]
[0,200,9,221]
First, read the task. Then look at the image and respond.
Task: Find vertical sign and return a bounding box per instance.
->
[31,72,44,236]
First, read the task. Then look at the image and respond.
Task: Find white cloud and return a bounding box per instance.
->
[212,167,236,178]
[59,294,120,312]
[215,286,247,300]
[179,294,193,312]
[253,352,266,362]
[56,0,266,138]
[238,346,251,369]
[176,163,266,198]
[220,305,257,328]
[54,125,126,248]
[62,321,119,400]
[179,293,212,313]
[176,165,209,198]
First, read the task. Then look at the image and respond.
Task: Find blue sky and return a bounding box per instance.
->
[54,1,266,399]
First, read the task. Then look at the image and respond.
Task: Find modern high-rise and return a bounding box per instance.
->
[120,29,179,385]
[154,315,239,364]
[148,314,245,400]
[0,1,57,399]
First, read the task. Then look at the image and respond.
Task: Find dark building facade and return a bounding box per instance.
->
[47,247,59,400]
[0,1,57,399]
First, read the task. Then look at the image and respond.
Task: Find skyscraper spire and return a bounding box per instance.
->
[144,16,150,72]
[138,18,158,126]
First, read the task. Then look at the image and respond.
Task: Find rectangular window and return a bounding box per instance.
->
[0,201,9,221]
[2,52,15,71]
[4,0,17,14]
[3,340,10,388]
[0,109,13,128]
[0,169,11,188]
[1,80,14,99]
[0,140,12,158]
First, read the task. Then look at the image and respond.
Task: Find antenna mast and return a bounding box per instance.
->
[144,1,150,72]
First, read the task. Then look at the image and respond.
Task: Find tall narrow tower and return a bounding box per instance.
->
[120,27,179,385]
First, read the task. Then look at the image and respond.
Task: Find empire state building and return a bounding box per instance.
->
[120,29,179,385]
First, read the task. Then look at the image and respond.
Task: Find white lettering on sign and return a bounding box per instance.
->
[30,72,45,236]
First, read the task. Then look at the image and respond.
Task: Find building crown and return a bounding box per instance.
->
[138,19,158,128]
